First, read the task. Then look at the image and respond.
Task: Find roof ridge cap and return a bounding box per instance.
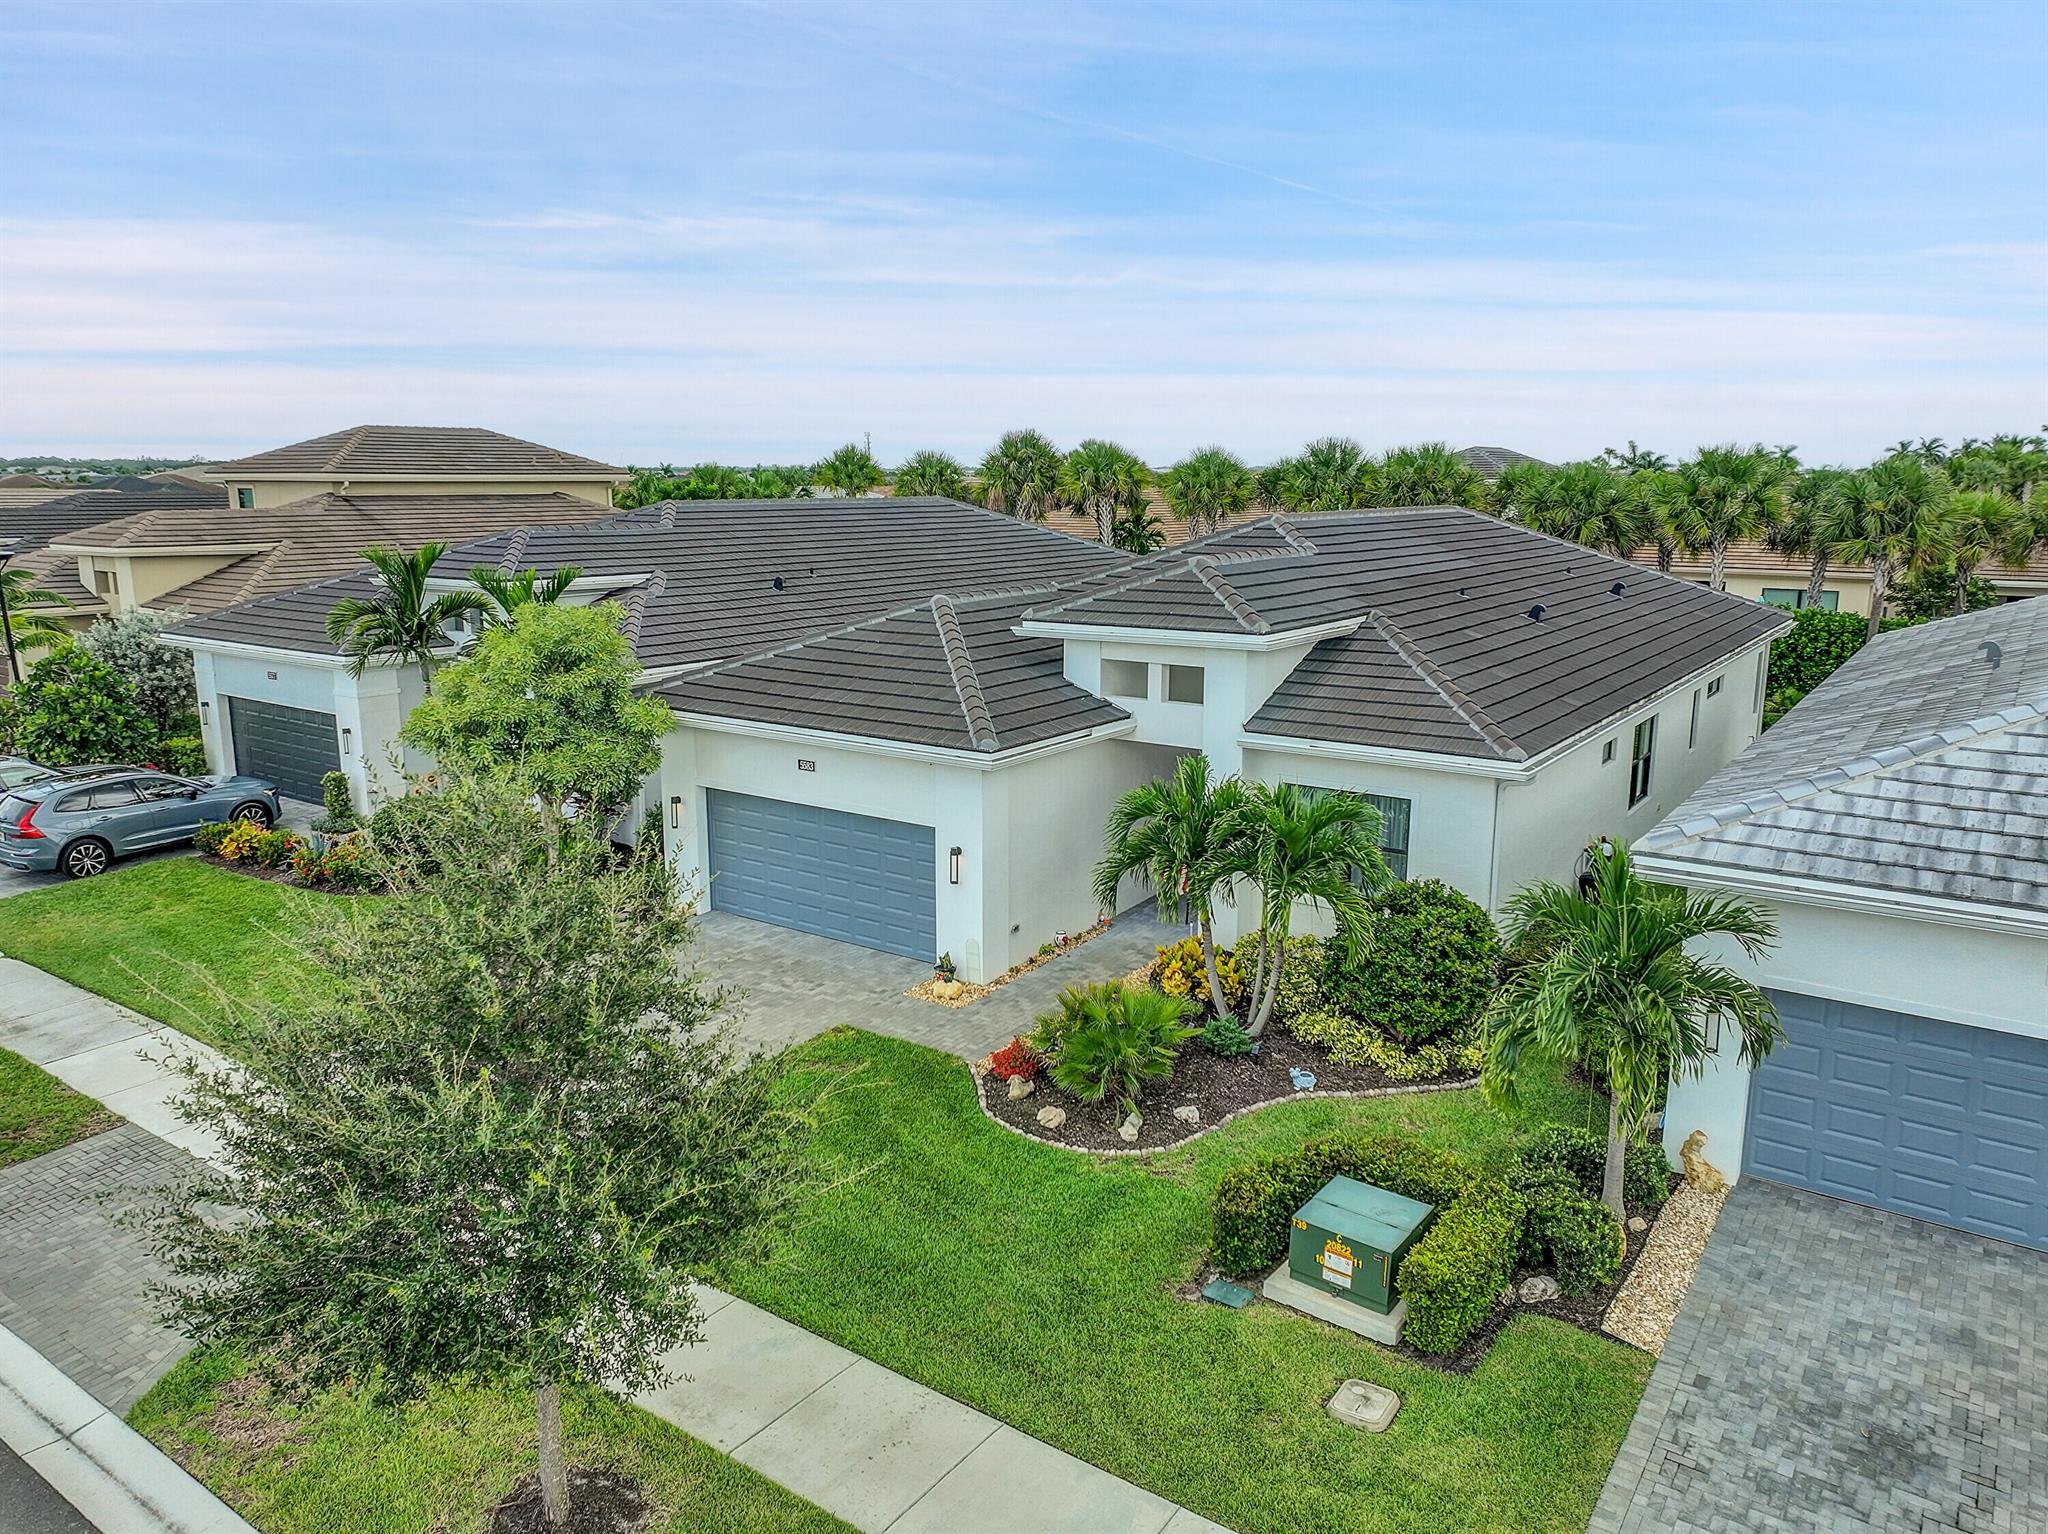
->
[616,569,666,646]
[329,425,372,473]
[931,594,999,751]
[226,543,291,604]
[1187,555,1271,634]
[1270,516,1320,555]
[1366,610,1526,760]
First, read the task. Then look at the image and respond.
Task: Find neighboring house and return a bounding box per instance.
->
[167,498,1785,983]
[1630,537,2048,615]
[1457,445,1555,477]
[1643,600,2047,1253]
[211,424,626,509]
[1,479,227,629]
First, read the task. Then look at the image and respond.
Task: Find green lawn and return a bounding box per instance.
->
[0,1046,120,1167]
[130,1348,852,1534]
[0,860,319,1047]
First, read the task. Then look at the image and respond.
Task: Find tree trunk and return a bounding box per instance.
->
[1656,540,1675,575]
[537,1380,569,1529]
[1197,913,1230,1021]
[1805,551,1829,609]
[1709,537,1728,591]
[1601,1094,1628,1223]
[1954,558,1975,616]
[1866,559,1890,641]
[1243,913,1274,1037]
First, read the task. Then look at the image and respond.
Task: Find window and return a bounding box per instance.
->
[1628,718,1656,807]
[1100,658,1148,699]
[1164,664,1205,704]
[1688,689,1701,748]
[1601,739,1616,765]
[1761,587,1838,611]
[93,567,118,597]
[136,776,192,800]
[1706,676,1722,698]
[235,486,255,509]
[1294,784,1411,880]
[87,782,142,809]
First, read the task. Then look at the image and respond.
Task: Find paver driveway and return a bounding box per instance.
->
[1592,1178,2047,1534]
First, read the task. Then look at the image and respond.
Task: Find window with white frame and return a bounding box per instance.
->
[1164,664,1205,704]
[1706,676,1722,698]
[1293,784,1411,880]
[1628,717,1656,807]
[1100,658,1148,699]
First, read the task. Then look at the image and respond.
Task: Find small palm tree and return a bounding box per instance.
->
[1662,444,1790,591]
[1092,756,1247,1019]
[1373,442,1491,511]
[467,563,584,638]
[0,565,76,684]
[1159,446,1256,538]
[1484,844,1782,1219]
[977,430,1064,521]
[1770,468,1859,609]
[1945,489,2028,616]
[1259,436,1372,513]
[1111,503,1167,554]
[1060,439,1152,545]
[891,450,970,501]
[1837,454,1954,637]
[1517,461,1648,556]
[1224,783,1387,1037]
[325,543,490,683]
[1600,441,1670,474]
[813,442,884,497]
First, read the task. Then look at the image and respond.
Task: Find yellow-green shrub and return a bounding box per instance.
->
[1285,1009,1481,1080]
[1152,937,1245,1016]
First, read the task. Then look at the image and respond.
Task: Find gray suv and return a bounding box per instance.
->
[0,768,282,879]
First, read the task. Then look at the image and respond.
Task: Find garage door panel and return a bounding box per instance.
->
[224,696,340,803]
[1746,990,2046,1252]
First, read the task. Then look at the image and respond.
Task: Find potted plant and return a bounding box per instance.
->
[934,952,957,983]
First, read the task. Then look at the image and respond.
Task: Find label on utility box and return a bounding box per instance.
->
[1319,1238,1356,1290]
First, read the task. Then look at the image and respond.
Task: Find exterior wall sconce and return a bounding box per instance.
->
[669,795,683,829]
[949,846,963,884]
[341,727,353,755]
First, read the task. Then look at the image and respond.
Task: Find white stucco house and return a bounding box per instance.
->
[166,495,1787,985]
[1643,599,2047,1253]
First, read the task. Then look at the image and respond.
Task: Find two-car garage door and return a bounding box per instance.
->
[1745,990,2048,1252]
[705,790,936,962]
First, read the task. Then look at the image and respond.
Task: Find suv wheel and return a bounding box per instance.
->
[232,802,274,828]
[62,839,111,879]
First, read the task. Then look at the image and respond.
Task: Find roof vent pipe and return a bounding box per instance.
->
[1528,603,1546,620]
[1980,640,2003,670]
[771,576,785,591]
[1610,581,1626,596]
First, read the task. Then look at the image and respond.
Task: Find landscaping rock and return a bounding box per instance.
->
[1117,1112,1142,1143]
[1172,1104,1200,1125]
[1628,1215,1648,1234]
[1035,1106,1067,1130]
[932,979,966,1001]
[1007,1075,1035,1101]
[1518,1275,1561,1304]
[1604,1180,1730,1355]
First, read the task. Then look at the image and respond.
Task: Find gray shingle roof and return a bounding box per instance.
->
[1636,600,2048,915]
[1458,446,1556,477]
[211,426,624,479]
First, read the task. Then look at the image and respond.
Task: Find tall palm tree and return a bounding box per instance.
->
[1770,467,1860,609]
[1060,439,1152,545]
[1160,446,1256,539]
[1258,436,1372,513]
[1092,756,1247,1019]
[1224,783,1386,1037]
[977,429,1064,521]
[467,562,585,637]
[0,565,75,684]
[1945,489,2029,616]
[1517,461,1648,556]
[813,442,884,497]
[1373,442,1490,511]
[891,449,970,501]
[1600,440,1670,474]
[1484,844,1781,1219]
[1661,444,1790,591]
[1836,454,1955,637]
[325,543,491,682]
[1949,432,2048,509]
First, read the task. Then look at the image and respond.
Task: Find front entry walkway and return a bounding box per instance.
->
[1590,1179,2048,1534]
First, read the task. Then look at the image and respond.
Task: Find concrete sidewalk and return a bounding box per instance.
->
[0,952,1232,1534]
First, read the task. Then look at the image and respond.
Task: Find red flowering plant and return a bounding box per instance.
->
[987,1036,1041,1082]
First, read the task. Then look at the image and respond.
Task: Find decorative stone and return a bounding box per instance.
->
[931,978,966,1001]
[1326,1378,1401,1433]
[1172,1104,1200,1125]
[1518,1275,1561,1304]
[1628,1215,1648,1234]
[1117,1112,1142,1143]
[1035,1106,1067,1130]
[1680,1129,1728,1193]
[1007,1075,1036,1101]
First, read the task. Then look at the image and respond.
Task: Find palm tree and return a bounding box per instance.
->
[1661,444,1790,591]
[0,564,75,685]
[1516,461,1647,556]
[1600,441,1669,474]
[977,430,1064,521]
[813,442,884,497]
[325,543,491,683]
[1373,442,1490,511]
[1224,783,1387,1037]
[1092,756,1248,1020]
[1159,446,1256,539]
[891,450,970,501]
[1945,489,2028,616]
[1836,454,1955,637]
[1949,432,2048,509]
[1060,439,1152,545]
[1258,436,1372,512]
[1483,844,1781,1219]
[1770,467,1859,609]
[1111,503,1167,554]
[467,562,585,638]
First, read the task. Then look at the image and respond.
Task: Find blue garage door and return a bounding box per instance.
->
[1745,991,2048,1251]
[705,790,935,962]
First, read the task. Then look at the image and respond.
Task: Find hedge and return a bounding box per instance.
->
[1211,1133,1520,1354]
[1321,880,1501,1043]
[1522,1187,1624,1296]
[1765,607,1917,697]
[1512,1123,1671,1211]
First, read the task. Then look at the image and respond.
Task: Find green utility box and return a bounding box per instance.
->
[1287,1176,1435,1315]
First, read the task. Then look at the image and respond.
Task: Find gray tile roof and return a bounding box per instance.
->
[1458,445,1556,477]
[0,482,222,555]
[1636,600,2048,915]
[211,425,624,479]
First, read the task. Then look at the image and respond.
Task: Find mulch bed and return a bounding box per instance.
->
[979,1031,1472,1152]
[197,852,374,896]
[490,1469,652,1534]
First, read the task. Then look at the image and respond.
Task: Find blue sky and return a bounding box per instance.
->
[3,0,2044,465]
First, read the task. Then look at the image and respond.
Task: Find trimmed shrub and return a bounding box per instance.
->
[1766,606,1915,696]
[1284,1009,1481,1081]
[1153,936,1245,1017]
[152,735,207,776]
[1523,1187,1625,1295]
[312,770,358,835]
[1513,1123,1671,1211]
[1048,986,1195,1118]
[1322,880,1500,1042]
[1269,933,1327,1023]
[1210,1133,1519,1353]
[1198,1015,1255,1058]
[193,820,233,855]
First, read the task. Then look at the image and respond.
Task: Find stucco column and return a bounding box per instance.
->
[192,652,226,774]
[657,726,707,908]
[935,767,991,983]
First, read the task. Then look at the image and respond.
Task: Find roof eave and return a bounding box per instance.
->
[1012,616,1366,650]
[666,710,1138,770]
[1631,851,2048,939]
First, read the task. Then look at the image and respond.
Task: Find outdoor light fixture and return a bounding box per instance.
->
[341,727,353,755]
[669,795,683,829]
[949,846,963,884]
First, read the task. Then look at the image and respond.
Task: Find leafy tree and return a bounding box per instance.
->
[1159,445,1256,538]
[1890,562,2001,621]
[813,442,884,496]
[977,429,1064,521]
[1372,441,1491,511]
[401,602,671,817]
[0,564,75,685]
[1093,755,1248,1018]
[1224,782,1387,1038]
[1059,439,1151,545]
[1764,605,1907,696]
[1943,488,2030,615]
[1111,503,1167,553]
[325,544,490,684]
[1258,437,1372,513]
[14,645,154,766]
[1484,843,1781,1219]
[136,779,830,1531]
[1836,454,1954,637]
[891,449,970,500]
[79,607,199,736]
[1511,461,1647,556]
[466,563,584,639]
[1660,444,1790,590]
